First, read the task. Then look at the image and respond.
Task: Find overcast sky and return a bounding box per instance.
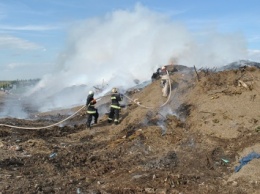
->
[0,0,260,80]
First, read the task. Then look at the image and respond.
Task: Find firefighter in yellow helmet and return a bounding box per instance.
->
[107,88,122,125]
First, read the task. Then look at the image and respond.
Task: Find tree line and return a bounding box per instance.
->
[0,79,40,90]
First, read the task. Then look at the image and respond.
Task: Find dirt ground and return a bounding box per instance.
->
[0,65,260,194]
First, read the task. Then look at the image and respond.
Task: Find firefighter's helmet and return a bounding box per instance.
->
[112,88,118,93]
[89,91,94,95]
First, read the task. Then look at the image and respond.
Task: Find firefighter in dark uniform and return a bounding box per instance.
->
[87,91,94,104]
[108,88,122,125]
[86,91,99,128]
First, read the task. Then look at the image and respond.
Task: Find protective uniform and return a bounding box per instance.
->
[86,91,94,105]
[86,91,99,128]
[108,88,122,125]
[151,68,162,82]
[160,66,170,97]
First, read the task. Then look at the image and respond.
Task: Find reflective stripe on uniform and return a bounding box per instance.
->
[111,105,121,109]
[111,96,116,99]
[87,110,96,114]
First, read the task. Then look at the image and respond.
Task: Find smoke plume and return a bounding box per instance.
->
[21,4,247,114]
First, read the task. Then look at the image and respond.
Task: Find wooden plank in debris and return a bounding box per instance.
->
[194,66,200,81]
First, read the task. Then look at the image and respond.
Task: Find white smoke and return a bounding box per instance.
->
[24,3,247,112]
[0,97,28,119]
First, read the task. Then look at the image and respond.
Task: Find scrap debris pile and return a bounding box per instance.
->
[0,64,260,193]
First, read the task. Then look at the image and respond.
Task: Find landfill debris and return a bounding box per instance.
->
[9,145,22,151]
[221,158,229,163]
[49,152,57,158]
[133,98,141,105]
[255,126,260,132]
[238,80,249,89]
[235,152,260,172]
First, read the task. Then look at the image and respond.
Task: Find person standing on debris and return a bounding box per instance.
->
[86,91,99,128]
[151,67,162,82]
[108,88,122,125]
[160,66,170,97]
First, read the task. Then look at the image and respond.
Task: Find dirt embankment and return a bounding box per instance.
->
[0,66,259,194]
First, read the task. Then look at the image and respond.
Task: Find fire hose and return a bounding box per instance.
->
[0,94,110,130]
[0,71,172,129]
[0,105,86,130]
[123,70,172,108]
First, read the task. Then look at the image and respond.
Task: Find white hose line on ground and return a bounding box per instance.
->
[0,105,86,130]
[123,70,172,109]
[0,73,173,129]
[0,95,107,130]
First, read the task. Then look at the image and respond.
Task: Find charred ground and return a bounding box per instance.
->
[0,65,260,194]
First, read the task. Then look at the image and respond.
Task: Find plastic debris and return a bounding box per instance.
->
[221,158,229,163]
[235,152,260,172]
[49,152,57,158]
[238,80,249,89]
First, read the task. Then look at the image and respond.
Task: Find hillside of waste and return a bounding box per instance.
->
[0,65,259,193]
